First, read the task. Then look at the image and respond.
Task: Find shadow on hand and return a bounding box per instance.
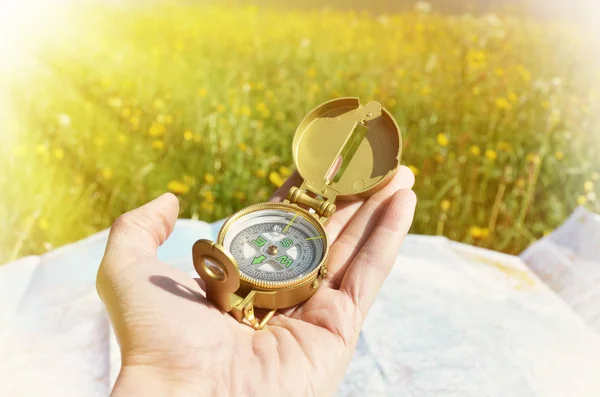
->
[149,275,209,305]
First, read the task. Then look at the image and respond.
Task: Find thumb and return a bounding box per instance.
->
[102,193,180,265]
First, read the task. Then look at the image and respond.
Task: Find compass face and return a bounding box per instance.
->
[222,207,325,284]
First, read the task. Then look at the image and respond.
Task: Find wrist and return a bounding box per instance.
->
[111,365,213,397]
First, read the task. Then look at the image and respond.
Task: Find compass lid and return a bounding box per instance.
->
[292,97,402,200]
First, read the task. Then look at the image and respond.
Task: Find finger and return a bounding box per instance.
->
[325,166,415,287]
[102,193,180,266]
[271,166,415,245]
[325,165,415,243]
[340,189,416,318]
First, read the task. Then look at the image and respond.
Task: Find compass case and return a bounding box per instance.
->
[292,97,402,201]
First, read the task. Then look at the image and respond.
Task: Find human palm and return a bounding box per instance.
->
[96,167,416,397]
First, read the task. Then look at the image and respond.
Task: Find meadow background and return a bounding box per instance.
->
[1,0,599,264]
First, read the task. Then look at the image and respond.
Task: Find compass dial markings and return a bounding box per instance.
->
[223,209,325,283]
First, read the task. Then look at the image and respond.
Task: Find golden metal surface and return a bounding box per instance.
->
[292,97,402,201]
[193,97,402,330]
[192,239,242,312]
[243,303,276,330]
[287,185,336,218]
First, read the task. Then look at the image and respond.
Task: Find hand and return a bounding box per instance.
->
[96,166,416,397]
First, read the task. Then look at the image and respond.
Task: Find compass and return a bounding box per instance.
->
[223,207,325,284]
[193,97,402,330]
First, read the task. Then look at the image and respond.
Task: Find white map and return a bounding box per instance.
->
[1,211,600,397]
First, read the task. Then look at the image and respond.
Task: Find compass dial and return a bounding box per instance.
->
[222,207,325,284]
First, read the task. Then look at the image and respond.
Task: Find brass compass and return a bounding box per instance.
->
[193,97,402,330]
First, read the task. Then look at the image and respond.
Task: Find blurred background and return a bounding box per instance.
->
[1,0,599,264]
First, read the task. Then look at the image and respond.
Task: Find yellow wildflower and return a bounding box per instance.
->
[469,226,483,238]
[237,142,248,152]
[541,100,551,109]
[306,67,317,78]
[584,181,594,192]
[507,90,518,102]
[198,88,207,98]
[241,105,252,116]
[485,149,497,161]
[279,165,292,176]
[515,179,526,189]
[408,165,419,176]
[53,148,64,160]
[577,195,587,205]
[129,116,140,129]
[526,153,540,164]
[38,218,49,231]
[420,86,431,96]
[517,65,532,83]
[117,133,128,144]
[554,151,564,160]
[255,169,266,179]
[149,122,166,137]
[184,130,193,141]
[470,145,481,156]
[121,108,131,118]
[167,180,190,195]
[495,97,511,110]
[94,137,105,147]
[216,104,226,113]
[152,140,165,150]
[269,171,284,187]
[440,200,451,211]
[436,133,449,147]
[101,168,113,180]
[387,98,397,107]
[256,102,267,112]
[204,173,216,185]
[201,191,215,203]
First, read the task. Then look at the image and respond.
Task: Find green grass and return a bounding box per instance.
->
[1,4,599,263]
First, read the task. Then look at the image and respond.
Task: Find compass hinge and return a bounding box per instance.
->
[287,186,336,219]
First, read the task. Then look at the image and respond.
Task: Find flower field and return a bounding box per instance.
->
[1,4,599,263]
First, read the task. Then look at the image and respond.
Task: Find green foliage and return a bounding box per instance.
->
[1,4,599,263]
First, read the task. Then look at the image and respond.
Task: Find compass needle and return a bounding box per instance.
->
[282,213,298,234]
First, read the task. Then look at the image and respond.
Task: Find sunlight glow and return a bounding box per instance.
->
[0,0,66,72]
